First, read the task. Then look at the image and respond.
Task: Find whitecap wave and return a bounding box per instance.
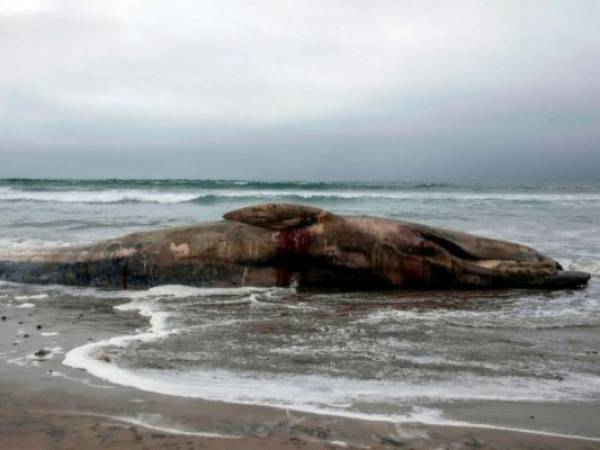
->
[2,186,600,205]
[0,237,74,251]
[0,187,199,204]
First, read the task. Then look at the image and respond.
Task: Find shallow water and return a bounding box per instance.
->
[1,179,599,435]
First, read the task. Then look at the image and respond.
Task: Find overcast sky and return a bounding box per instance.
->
[1,0,599,180]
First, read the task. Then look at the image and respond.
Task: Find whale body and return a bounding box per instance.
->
[0,203,591,290]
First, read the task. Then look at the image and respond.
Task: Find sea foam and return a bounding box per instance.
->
[63,287,600,425]
[2,185,600,205]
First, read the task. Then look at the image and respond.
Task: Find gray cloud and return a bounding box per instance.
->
[1,0,599,180]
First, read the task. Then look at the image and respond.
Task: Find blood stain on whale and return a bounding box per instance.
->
[275,227,311,287]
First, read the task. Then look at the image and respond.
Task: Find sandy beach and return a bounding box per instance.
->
[2,282,600,450]
[3,406,600,450]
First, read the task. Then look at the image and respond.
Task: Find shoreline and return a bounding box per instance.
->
[1,281,599,448]
[2,404,600,450]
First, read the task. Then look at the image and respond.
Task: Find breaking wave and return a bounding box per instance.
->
[2,186,600,205]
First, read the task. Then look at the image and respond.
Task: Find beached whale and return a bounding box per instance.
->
[0,203,590,290]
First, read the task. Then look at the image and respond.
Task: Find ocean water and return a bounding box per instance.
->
[1,179,599,435]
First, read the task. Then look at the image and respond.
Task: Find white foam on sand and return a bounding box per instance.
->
[108,408,600,443]
[64,298,600,424]
[16,302,35,308]
[121,284,279,300]
[7,346,63,366]
[61,284,600,439]
[92,412,240,438]
[61,351,600,411]
[14,294,49,301]
[50,370,116,389]
[416,414,600,443]
[80,409,600,444]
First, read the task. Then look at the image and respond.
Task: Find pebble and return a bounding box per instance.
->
[96,351,111,363]
[34,348,50,357]
[36,325,42,330]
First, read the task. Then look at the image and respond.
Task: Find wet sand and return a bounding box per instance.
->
[2,401,600,450]
[2,293,600,449]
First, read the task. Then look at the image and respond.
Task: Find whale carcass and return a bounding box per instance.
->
[0,203,590,290]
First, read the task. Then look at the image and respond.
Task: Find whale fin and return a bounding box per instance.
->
[223,203,335,231]
[402,222,554,264]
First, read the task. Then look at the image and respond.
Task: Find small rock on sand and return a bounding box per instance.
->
[95,351,111,363]
[34,348,50,358]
